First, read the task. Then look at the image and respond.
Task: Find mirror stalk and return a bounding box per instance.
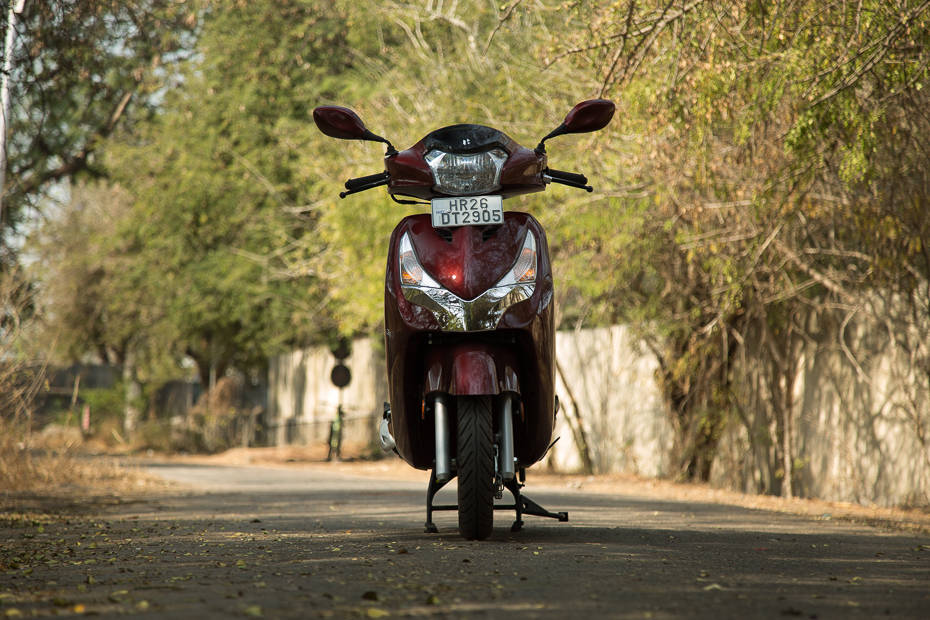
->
[535,123,567,154]
[361,130,397,156]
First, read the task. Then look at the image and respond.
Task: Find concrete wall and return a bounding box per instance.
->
[266,328,672,475]
[547,326,672,477]
[266,337,387,450]
[267,323,929,507]
[711,310,930,508]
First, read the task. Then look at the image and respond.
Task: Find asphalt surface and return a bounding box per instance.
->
[2,461,929,618]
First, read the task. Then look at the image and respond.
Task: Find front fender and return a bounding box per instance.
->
[425,344,520,396]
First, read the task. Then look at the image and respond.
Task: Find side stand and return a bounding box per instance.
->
[505,478,568,532]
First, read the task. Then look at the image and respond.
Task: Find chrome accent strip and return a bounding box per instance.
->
[402,282,535,331]
[379,417,395,452]
[499,395,515,482]
[434,394,452,483]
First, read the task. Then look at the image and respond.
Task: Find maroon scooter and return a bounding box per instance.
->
[314,99,614,540]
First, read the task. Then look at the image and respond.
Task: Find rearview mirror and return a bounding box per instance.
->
[536,99,615,152]
[562,99,615,134]
[313,106,395,153]
[313,106,370,140]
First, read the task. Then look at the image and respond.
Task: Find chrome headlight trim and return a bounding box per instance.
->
[402,283,535,331]
[425,148,508,196]
[400,231,538,332]
[495,231,536,286]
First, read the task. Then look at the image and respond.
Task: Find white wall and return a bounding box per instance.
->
[267,324,929,507]
[267,337,386,448]
[711,311,930,507]
[548,326,672,477]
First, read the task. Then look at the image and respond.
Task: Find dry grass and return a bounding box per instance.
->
[0,420,164,501]
[1,274,162,505]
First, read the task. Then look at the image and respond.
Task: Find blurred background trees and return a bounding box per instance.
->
[2,1,928,491]
[548,0,930,491]
[1,0,198,258]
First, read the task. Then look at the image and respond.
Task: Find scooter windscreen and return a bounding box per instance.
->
[422,124,511,154]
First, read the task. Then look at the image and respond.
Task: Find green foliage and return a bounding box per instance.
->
[31,183,169,374]
[98,0,360,385]
[3,0,198,241]
[18,0,930,486]
[78,385,128,425]
[548,0,930,484]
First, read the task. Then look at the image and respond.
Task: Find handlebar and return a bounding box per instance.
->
[345,171,389,191]
[340,171,390,198]
[544,168,593,192]
[337,167,594,199]
[547,169,588,185]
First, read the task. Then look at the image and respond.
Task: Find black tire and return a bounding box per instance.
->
[456,395,495,540]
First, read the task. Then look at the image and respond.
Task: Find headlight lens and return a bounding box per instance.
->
[425,148,508,195]
[399,233,439,288]
[495,232,537,287]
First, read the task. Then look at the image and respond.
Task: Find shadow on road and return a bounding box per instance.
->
[2,461,927,618]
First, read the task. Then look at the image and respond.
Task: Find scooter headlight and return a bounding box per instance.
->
[424,148,508,196]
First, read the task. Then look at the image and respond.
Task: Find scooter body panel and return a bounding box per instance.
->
[384,212,555,471]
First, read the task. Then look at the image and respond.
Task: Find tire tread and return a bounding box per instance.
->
[456,396,494,540]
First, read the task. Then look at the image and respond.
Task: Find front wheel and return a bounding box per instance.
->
[456,395,494,540]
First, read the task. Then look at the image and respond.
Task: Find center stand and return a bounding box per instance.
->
[424,468,568,534]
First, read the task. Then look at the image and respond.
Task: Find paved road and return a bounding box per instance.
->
[3,461,929,618]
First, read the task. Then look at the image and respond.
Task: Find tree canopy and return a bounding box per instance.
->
[546,0,930,487]
[9,1,930,491]
[2,0,198,241]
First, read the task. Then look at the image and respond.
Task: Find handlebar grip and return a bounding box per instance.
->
[546,168,588,185]
[344,171,389,191]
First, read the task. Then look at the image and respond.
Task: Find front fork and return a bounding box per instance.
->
[424,392,566,533]
[433,394,453,483]
[497,394,516,484]
[432,392,516,486]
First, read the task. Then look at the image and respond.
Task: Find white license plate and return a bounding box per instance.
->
[431,195,503,227]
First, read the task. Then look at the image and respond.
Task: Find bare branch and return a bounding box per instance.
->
[773,238,856,302]
[808,0,930,108]
[485,0,523,53]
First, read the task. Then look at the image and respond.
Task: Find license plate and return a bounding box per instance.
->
[431,195,503,227]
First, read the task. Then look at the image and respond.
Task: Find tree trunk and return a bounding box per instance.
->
[555,358,595,474]
[122,349,141,436]
[187,343,229,396]
[780,369,794,499]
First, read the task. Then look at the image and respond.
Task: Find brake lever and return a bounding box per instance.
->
[344,171,389,191]
[339,181,387,198]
